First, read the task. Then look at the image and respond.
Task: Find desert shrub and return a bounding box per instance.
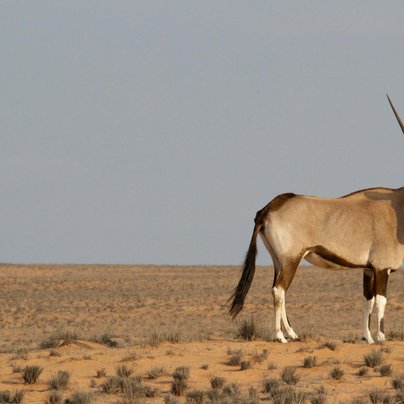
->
[310,385,327,404]
[267,361,277,370]
[236,316,261,341]
[0,390,25,403]
[252,349,269,363]
[64,392,95,404]
[281,367,300,385]
[89,379,96,388]
[262,378,280,397]
[164,395,179,404]
[227,354,242,366]
[22,365,43,384]
[44,390,62,404]
[387,326,404,341]
[368,388,393,404]
[171,366,190,396]
[100,375,155,398]
[48,370,70,390]
[248,386,260,403]
[392,373,404,390]
[210,376,226,390]
[115,364,134,378]
[240,360,251,371]
[185,390,204,403]
[378,363,393,376]
[364,349,384,368]
[120,351,138,362]
[343,333,359,344]
[95,333,118,348]
[303,355,317,368]
[222,383,241,398]
[147,366,165,379]
[148,328,182,346]
[100,376,125,394]
[273,386,306,404]
[320,341,337,351]
[10,362,23,374]
[357,367,369,376]
[40,330,79,349]
[95,368,107,378]
[330,367,344,380]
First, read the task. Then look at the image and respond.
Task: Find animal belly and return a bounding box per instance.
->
[304,252,350,270]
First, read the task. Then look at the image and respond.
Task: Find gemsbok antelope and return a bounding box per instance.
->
[229,95,404,344]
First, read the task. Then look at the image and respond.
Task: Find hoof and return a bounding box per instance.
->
[275,331,288,344]
[376,332,386,343]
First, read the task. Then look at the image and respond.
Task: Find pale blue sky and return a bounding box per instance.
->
[1,1,404,264]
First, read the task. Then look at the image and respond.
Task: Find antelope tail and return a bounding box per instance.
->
[387,93,404,134]
[228,221,262,318]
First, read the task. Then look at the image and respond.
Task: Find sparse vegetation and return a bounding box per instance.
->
[171,366,190,396]
[320,341,337,351]
[252,348,269,363]
[147,366,165,379]
[227,353,242,366]
[368,388,393,404]
[0,390,25,404]
[281,367,300,385]
[48,370,70,390]
[240,360,251,371]
[310,385,327,404]
[115,364,134,378]
[94,333,118,348]
[95,368,107,378]
[267,361,277,370]
[364,349,384,368]
[9,362,23,374]
[185,390,204,403]
[210,376,226,390]
[44,390,62,404]
[200,364,209,370]
[262,378,280,397]
[40,330,79,349]
[303,355,317,368]
[392,373,404,390]
[387,326,404,341]
[236,316,261,341]
[377,363,392,376]
[22,365,43,384]
[357,367,369,376]
[64,392,95,404]
[330,367,344,380]
[100,374,158,399]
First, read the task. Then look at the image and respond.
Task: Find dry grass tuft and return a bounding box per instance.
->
[227,353,242,366]
[303,355,317,368]
[64,391,95,404]
[377,363,392,376]
[239,360,251,371]
[0,390,25,403]
[281,367,300,385]
[235,316,261,341]
[40,330,79,349]
[364,349,384,368]
[147,366,165,379]
[115,364,134,378]
[320,340,337,351]
[48,370,70,390]
[357,367,369,376]
[171,366,190,396]
[22,365,43,384]
[210,376,226,390]
[44,390,62,404]
[330,367,344,380]
[95,368,107,378]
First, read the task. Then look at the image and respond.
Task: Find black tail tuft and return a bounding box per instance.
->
[228,224,260,318]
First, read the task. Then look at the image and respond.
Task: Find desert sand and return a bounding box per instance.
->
[0,264,403,403]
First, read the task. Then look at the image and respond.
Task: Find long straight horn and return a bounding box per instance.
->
[387,93,404,134]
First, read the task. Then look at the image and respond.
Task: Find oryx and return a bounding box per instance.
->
[229,95,404,344]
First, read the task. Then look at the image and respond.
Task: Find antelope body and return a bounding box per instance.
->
[229,96,404,344]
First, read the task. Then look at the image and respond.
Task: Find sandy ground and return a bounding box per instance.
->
[0,264,403,403]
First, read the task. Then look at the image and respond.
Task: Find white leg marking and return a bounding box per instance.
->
[375,294,387,342]
[362,297,375,344]
[281,297,298,339]
[272,286,287,343]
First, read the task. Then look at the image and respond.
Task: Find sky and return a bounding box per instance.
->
[1,1,404,265]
